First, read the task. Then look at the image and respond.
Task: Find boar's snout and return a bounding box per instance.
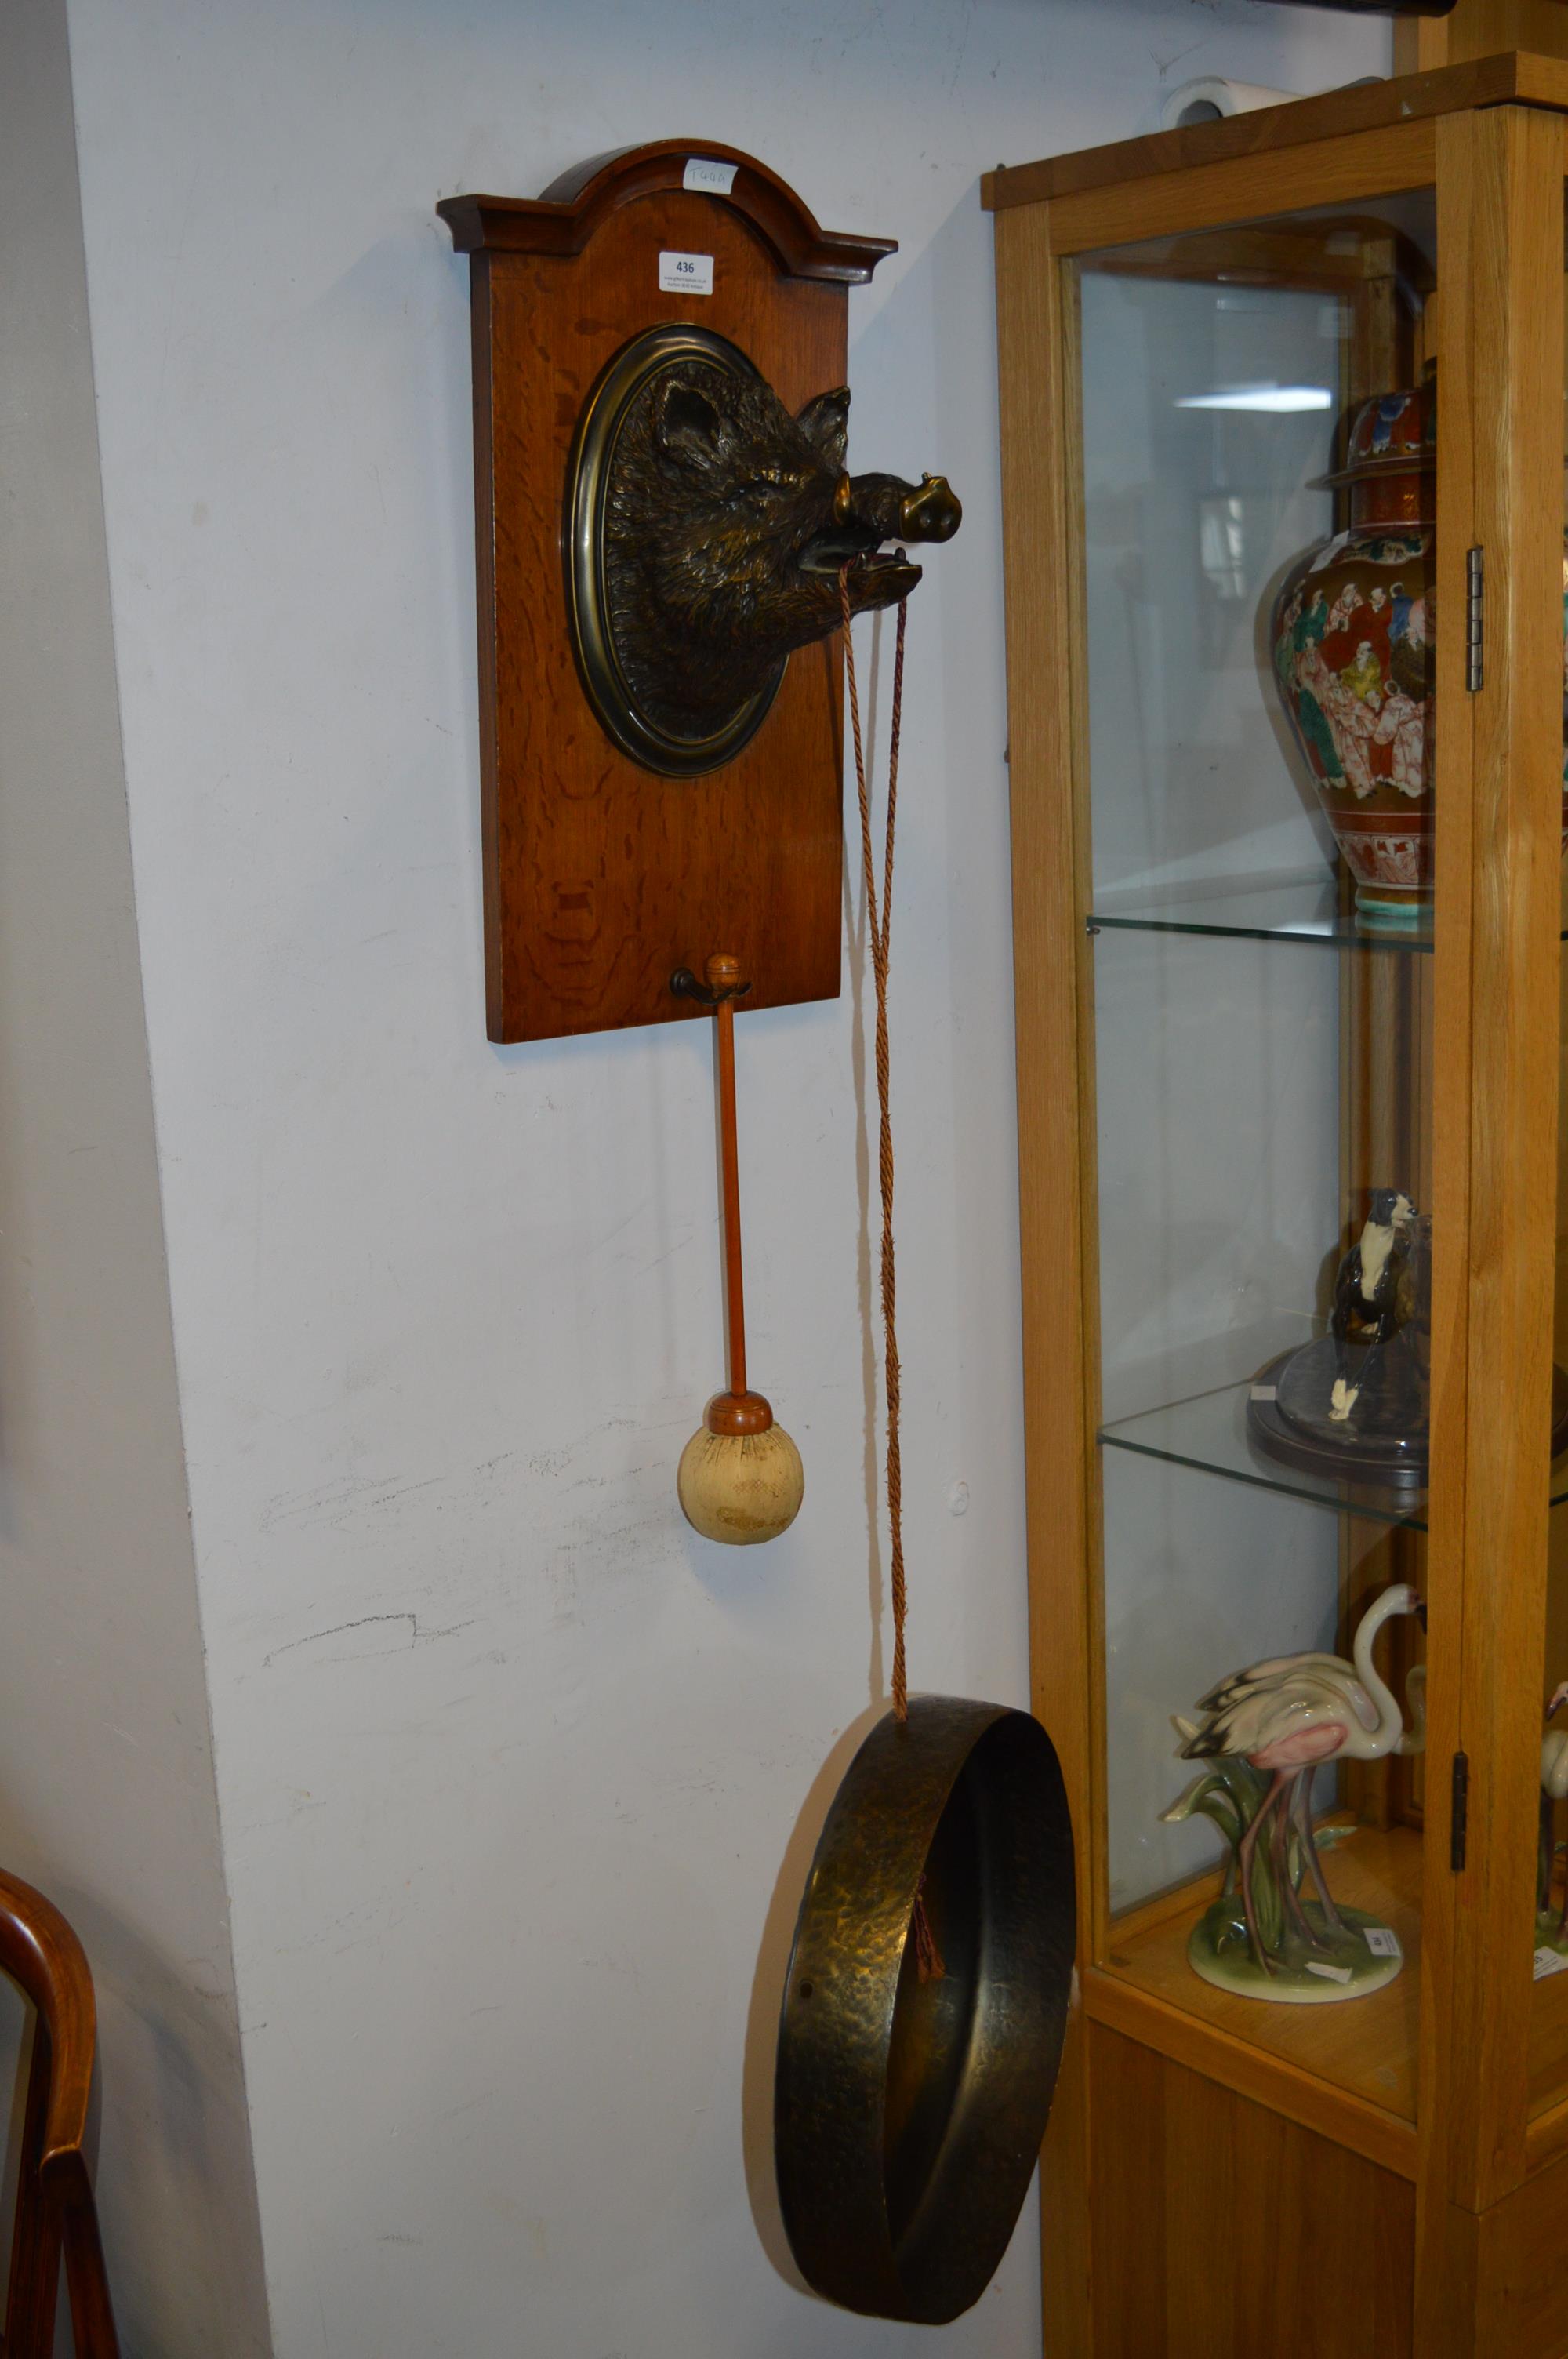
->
[833,470,962,546]
[900,474,961,543]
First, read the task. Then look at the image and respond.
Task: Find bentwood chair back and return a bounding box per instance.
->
[0,1867,118,2357]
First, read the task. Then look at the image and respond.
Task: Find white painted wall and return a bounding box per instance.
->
[0,4,269,2350]
[34,1,1386,2350]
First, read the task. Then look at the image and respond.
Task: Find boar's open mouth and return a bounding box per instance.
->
[797,530,923,600]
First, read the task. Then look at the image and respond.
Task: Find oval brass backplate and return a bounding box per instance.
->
[564,323,786,777]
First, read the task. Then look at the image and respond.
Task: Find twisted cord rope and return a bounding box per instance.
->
[841,565,907,1717]
[841,566,942,1985]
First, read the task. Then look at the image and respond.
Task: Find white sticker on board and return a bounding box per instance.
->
[1535,1945,1568,1981]
[683,158,738,195]
[659,250,714,296]
[1362,1926,1402,1960]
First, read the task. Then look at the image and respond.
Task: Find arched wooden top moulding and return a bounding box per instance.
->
[437,138,897,285]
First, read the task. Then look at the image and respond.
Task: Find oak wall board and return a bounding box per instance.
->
[440,141,895,1042]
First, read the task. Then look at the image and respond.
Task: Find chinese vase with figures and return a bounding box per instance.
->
[1269,382,1568,926]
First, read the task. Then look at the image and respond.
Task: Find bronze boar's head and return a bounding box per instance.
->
[568,327,960,776]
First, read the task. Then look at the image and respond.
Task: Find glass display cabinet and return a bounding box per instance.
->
[989,45,1568,2359]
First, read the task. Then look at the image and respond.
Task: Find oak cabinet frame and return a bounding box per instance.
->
[991,60,1568,2359]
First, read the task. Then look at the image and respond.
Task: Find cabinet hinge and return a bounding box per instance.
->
[1465,547,1484,692]
[1451,1751,1470,1872]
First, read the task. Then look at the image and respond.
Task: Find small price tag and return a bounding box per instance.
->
[1250,1385,1277,1403]
[1306,1961,1353,1985]
[1534,1945,1568,1981]
[659,250,714,296]
[1363,1926,1402,1960]
[683,158,737,195]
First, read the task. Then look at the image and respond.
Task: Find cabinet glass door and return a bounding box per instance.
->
[1075,191,1438,2128]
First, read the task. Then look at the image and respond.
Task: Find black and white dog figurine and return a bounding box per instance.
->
[1329,1190,1419,1427]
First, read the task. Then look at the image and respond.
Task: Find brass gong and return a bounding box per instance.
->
[774,1696,1075,2325]
[564,324,783,776]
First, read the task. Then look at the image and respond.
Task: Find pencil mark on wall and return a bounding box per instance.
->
[1153,35,1208,77]
[263,1612,473,1669]
[259,1470,449,1533]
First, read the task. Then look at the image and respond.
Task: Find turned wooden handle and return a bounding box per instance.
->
[707,953,748,1403]
[695,954,773,1436]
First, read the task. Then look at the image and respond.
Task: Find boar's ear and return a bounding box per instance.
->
[653,376,726,467]
[797,387,850,470]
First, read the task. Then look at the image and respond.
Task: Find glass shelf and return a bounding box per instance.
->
[1100,1373,1431,1528]
[1101,1372,1568,1525]
[1088,873,1428,951]
[1088,871,1568,951]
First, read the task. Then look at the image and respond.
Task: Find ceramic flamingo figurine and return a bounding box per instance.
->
[1174,1584,1426,1973]
[1540,1682,1568,1933]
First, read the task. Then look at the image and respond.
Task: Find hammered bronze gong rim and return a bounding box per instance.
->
[564,324,786,777]
[773,1695,1075,2326]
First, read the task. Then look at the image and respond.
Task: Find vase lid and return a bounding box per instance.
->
[1316,383,1435,490]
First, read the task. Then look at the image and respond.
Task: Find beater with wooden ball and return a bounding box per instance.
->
[673,954,804,1546]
